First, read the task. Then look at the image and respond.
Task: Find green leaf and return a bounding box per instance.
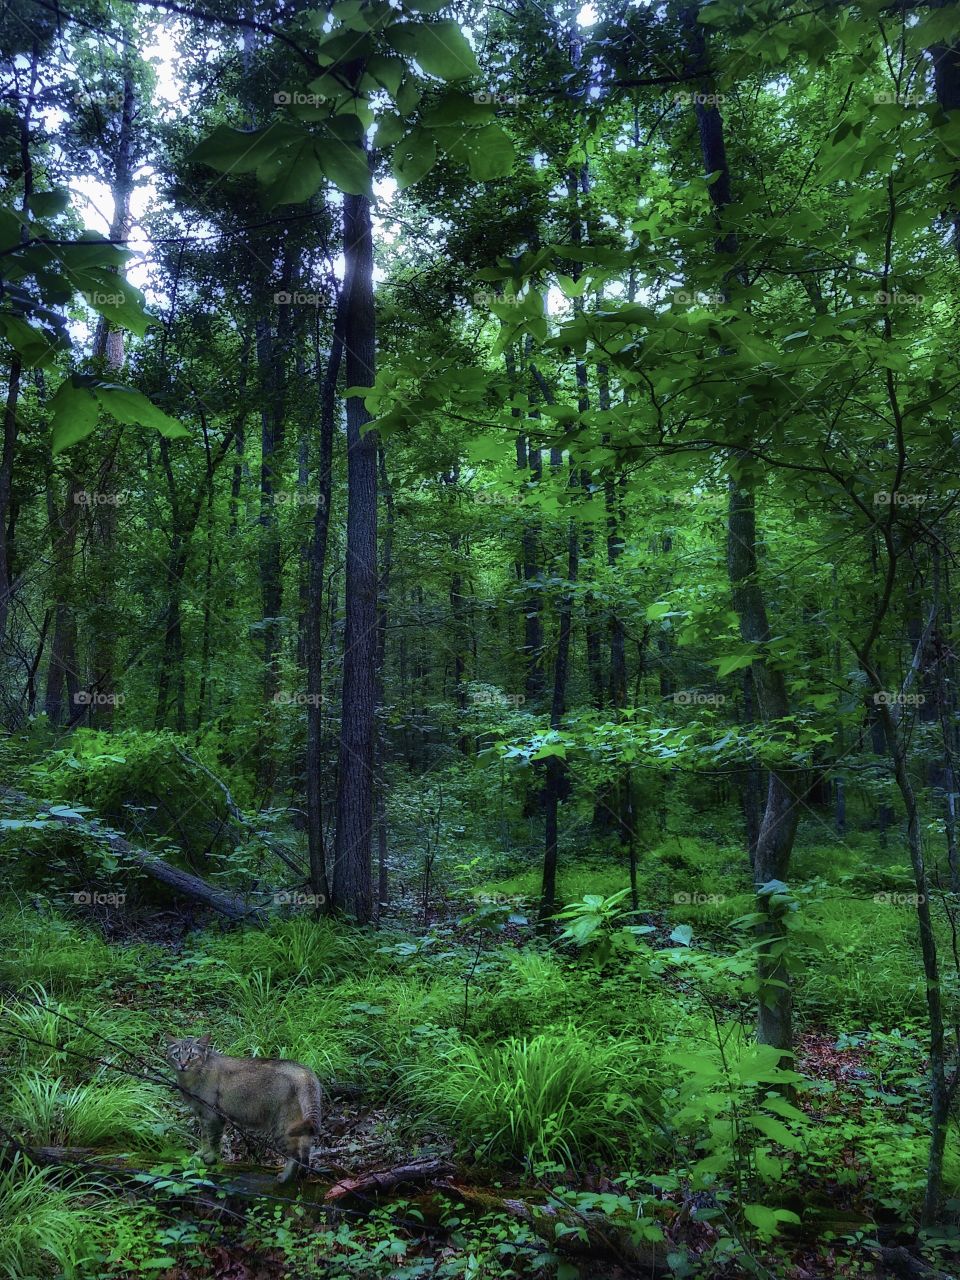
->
[50,376,100,454]
[386,20,479,80]
[94,385,189,438]
[392,129,437,189]
[715,652,755,678]
[317,140,372,196]
[0,314,61,366]
[28,188,71,217]
[464,124,515,180]
[260,137,325,206]
[746,1112,804,1150]
[191,123,300,174]
[669,924,693,946]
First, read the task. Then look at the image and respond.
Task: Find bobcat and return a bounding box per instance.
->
[165,1034,323,1183]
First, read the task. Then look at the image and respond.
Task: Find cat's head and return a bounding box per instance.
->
[165,1033,213,1072]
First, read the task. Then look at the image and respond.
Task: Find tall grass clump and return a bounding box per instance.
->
[401,1025,665,1167]
[7,1072,171,1149]
[0,1155,116,1279]
[190,916,368,985]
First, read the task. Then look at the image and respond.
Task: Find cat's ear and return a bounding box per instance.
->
[163,1033,176,1044]
[198,1033,212,1048]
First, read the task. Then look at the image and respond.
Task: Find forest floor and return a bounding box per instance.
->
[2,764,960,1278]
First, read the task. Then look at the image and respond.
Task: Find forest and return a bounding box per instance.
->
[2,0,960,1275]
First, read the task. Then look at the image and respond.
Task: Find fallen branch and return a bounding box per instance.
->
[325,1157,455,1201]
[174,749,306,879]
[866,1244,954,1280]
[0,789,268,924]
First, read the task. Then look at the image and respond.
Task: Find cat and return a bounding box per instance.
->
[165,1033,323,1183]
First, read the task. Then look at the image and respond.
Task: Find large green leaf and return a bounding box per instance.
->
[191,123,301,174]
[317,140,372,196]
[386,20,478,80]
[49,377,100,454]
[392,128,437,189]
[93,384,189,438]
[464,123,515,180]
[259,137,326,207]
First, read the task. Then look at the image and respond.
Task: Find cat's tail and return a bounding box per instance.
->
[292,1073,324,1136]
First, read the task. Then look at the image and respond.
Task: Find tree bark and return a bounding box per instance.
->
[305,298,344,912]
[332,182,378,924]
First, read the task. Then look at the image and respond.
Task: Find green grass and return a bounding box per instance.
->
[0,908,155,992]
[0,1156,122,1280]
[399,1024,667,1167]
[6,1072,173,1149]
[796,897,928,1026]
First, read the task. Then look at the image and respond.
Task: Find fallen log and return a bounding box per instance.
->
[451,1183,671,1276]
[325,1157,455,1201]
[0,788,267,924]
[866,1244,954,1280]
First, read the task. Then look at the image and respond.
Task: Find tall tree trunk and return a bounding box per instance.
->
[540,499,578,925]
[332,182,378,924]
[256,247,293,720]
[0,42,38,661]
[682,6,799,1060]
[375,444,395,916]
[728,461,800,1058]
[0,358,22,651]
[305,298,344,913]
[87,65,136,729]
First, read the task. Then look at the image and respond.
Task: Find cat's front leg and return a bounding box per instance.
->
[197,1109,224,1166]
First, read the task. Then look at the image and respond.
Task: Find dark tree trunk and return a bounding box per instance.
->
[728,465,800,1058]
[333,184,378,924]
[0,358,22,651]
[540,480,578,925]
[375,444,394,915]
[257,248,293,710]
[305,298,344,913]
